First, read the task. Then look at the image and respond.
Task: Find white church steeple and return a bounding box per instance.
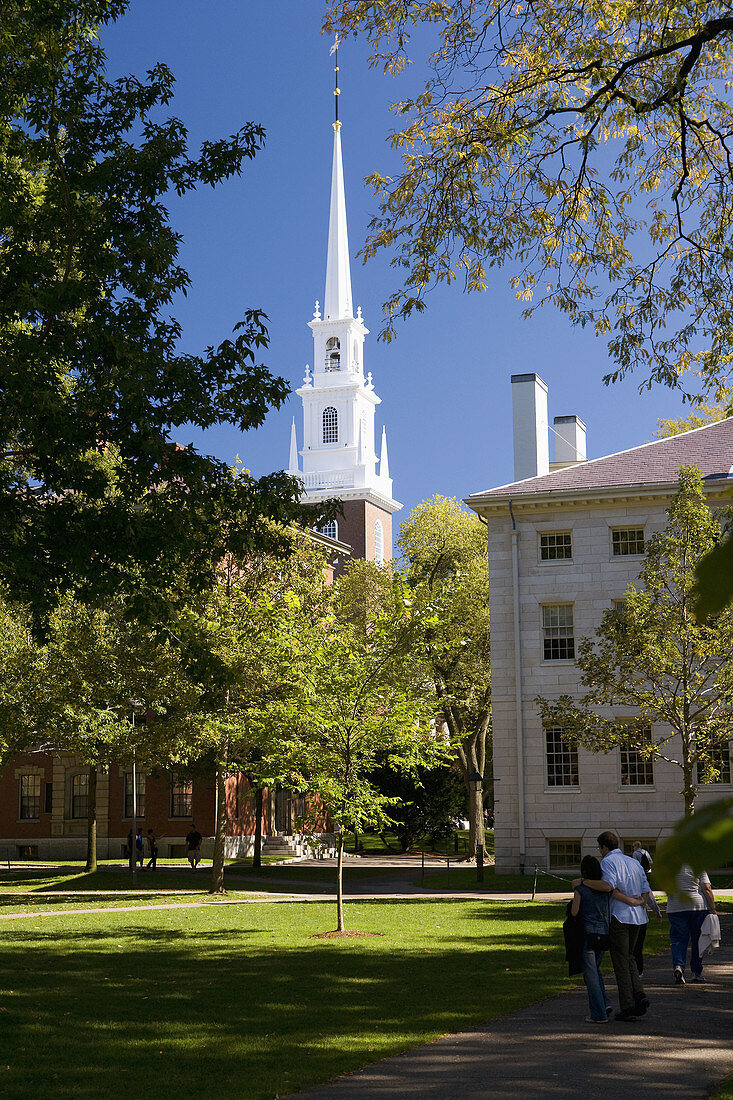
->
[287,40,400,556]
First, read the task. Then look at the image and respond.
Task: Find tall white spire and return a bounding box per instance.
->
[323,40,352,321]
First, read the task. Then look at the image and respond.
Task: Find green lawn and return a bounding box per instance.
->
[3,895,598,1100]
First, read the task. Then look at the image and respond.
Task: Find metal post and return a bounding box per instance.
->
[532,865,538,901]
[446,857,450,889]
[421,849,425,883]
[131,716,137,887]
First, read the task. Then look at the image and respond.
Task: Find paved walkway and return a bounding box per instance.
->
[294,918,733,1100]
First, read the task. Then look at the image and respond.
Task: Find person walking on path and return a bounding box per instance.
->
[597,830,660,1021]
[631,841,653,874]
[667,864,717,984]
[146,829,158,871]
[135,827,145,869]
[571,855,644,1023]
[186,825,202,869]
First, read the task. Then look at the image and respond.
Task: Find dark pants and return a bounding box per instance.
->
[633,922,647,975]
[609,917,645,1012]
[668,910,707,977]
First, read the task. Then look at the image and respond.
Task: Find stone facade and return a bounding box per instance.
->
[468,413,733,875]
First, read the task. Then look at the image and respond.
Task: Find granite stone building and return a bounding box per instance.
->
[467,374,733,875]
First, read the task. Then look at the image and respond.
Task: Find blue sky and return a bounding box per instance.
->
[103,2,689,521]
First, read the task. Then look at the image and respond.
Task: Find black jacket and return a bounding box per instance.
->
[563,901,585,976]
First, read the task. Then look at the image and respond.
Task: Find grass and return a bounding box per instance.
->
[1,895,630,1100]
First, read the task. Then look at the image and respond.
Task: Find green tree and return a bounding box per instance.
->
[260,571,437,932]
[397,497,491,866]
[326,1,733,399]
[0,2,313,625]
[40,595,198,871]
[369,762,466,852]
[168,532,330,894]
[538,467,733,819]
[0,596,47,768]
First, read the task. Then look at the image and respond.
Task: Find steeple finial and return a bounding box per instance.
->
[288,418,299,475]
[330,34,341,129]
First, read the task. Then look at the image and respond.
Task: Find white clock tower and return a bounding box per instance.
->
[287,48,400,564]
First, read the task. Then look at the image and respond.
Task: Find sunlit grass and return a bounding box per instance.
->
[3,898,578,1099]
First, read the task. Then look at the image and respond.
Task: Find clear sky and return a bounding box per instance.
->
[102,2,690,522]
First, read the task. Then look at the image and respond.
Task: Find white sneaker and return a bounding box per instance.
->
[585,1016,610,1024]
[674,967,685,985]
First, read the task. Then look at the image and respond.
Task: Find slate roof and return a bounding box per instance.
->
[469,417,733,502]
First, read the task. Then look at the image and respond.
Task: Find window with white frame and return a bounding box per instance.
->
[548,839,581,870]
[19,775,41,820]
[539,531,572,561]
[545,726,580,787]
[542,604,575,660]
[620,726,655,786]
[321,520,338,542]
[698,744,732,785]
[374,519,384,564]
[124,772,146,818]
[612,528,645,556]
[322,406,338,443]
[71,773,89,819]
[170,775,193,818]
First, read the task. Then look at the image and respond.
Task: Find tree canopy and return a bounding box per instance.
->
[326,1,733,399]
[397,496,491,860]
[1,1,313,624]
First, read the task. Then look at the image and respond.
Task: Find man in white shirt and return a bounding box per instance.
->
[598,830,660,1021]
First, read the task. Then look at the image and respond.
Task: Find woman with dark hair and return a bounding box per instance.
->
[571,855,642,1023]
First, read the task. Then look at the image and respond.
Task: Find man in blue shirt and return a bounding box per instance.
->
[598,830,660,1021]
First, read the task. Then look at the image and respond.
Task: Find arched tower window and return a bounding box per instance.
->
[322,406,338,444]
[321,520,338,541]
[325,336,341,372]
[374,519,384,564]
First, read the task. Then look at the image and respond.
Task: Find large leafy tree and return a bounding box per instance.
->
[539,467,733,819]
[326,1,733,400]
[167,531,331,894]
[397,496,491,864]
[0,1,312,625]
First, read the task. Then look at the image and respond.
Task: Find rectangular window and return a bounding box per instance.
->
[19,775,41,820]
[170,776,193,819]
[44,782,53,814]
[545,727,580,787]
[620,727,655,786]
[539,532,572,561]
[123,773,146,818]
[612,528,645,556]
[698,745,732,785]
[542,604,575,660]
[71,773,89,820]
[548,839,582,871]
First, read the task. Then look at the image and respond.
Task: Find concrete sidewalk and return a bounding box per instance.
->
[294,918,733,1100]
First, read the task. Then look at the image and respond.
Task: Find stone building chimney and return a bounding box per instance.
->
[552,414,587,470]
[511,373,549,481]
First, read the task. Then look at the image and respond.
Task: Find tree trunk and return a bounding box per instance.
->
[465,778,486,860]
[252,786,263,870]
[85,764,98,872]
[209,756,227,894]
[336,830,345,932]
[471,778,485,882]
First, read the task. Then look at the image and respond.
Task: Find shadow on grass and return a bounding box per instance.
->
[0,900,575,1100]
